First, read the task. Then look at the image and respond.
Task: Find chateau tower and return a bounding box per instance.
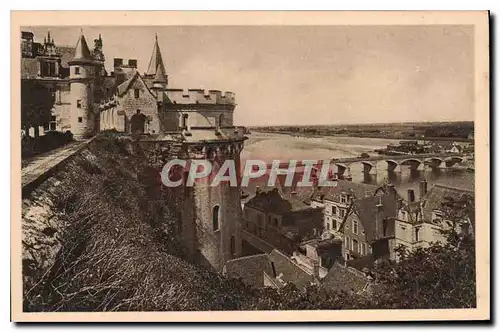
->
[177,128,246,271]
[68,32,97,139]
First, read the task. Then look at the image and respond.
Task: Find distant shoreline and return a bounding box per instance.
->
[249,130,474,143]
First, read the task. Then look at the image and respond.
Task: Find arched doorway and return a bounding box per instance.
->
[130,109,146,134]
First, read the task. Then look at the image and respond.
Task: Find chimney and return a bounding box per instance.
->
[407,189,415,203]
[128,59,137,68]
[113,58,123,68]
[419,180,428,199]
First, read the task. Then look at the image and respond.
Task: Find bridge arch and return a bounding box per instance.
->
[444,156,464,167]
[424,157,444,169]
[400,158,422,171]
[386,160,401,173]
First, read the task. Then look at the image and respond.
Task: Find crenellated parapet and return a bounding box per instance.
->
[164,89,235,106]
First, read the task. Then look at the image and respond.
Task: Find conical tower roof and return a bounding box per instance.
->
[70,32,93,64]
[153,64,168,83]
[146,34,166,77]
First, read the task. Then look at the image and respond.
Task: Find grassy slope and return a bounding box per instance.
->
[23,134,258,312]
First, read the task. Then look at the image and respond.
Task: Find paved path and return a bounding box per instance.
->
[22,139,91,194]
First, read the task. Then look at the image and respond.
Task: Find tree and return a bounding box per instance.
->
[21,80,55,137]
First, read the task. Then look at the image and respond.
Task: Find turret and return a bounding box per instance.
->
[146,34,168,87]
[68,31,97,139]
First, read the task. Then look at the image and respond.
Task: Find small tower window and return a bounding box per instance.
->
[415,227,421,242]
[230,235,235,256]
[181,114,189,128]
[212,205,220,231]
[77,100,82,108]
[218,114,224,127]
[78,117,83,123]
[75,67,80,75]
[134,89,140,99]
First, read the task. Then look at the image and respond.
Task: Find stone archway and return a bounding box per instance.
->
[130,110,147,134]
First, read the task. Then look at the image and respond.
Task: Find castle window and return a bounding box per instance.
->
[134,89,140,99]
[352,219,358,235]
[415,227,421,242]
[352,239,359,253]
[181,114,189,128]
[75,67,80,75]
[332,218,337,230]
[212,205,220,232]
[77,100,82,108]
[326,222,330,231]
[78,117,83,123]
[332,206,337,215]
[218,114,224,127]
[230,235,235,256]
[345,236,350,249]
[383,219,388,237]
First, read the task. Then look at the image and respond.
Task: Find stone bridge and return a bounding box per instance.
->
[332,153,468,176]
[265,153,469,178]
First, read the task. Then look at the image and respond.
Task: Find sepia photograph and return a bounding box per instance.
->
[10,11,490,322]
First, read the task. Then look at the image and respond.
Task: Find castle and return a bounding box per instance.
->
[21,30,246,271]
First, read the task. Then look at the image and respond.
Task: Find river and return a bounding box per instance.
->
[241,131,474,201]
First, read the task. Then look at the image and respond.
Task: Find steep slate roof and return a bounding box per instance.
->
[342,192,398,242]
[244,187,311,213]
[321,262,373,295]
[223,250,314,290]
[318,180,379,203]
[420,183,474,224]
[146,35,167,77]
[71,34,93,62]
[269,250,314,289]
[223,254,272,288]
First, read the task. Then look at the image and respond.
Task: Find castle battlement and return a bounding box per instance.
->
[165,88,235,106]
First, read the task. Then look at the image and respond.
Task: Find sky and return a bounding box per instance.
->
[23,25,474,126]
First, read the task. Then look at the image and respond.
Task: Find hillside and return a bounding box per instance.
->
[22,134,259,311]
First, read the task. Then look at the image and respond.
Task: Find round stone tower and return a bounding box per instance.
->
[68,32,97,139]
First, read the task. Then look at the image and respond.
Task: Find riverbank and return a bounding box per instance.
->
[250,130,474,143]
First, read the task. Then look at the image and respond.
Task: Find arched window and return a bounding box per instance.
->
[212,205,220,231]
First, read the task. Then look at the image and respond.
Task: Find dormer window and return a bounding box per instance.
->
[74,67,80,75]
[340,194,347,204]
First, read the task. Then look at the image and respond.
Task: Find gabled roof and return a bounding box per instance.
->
[146,35,167,77]
[341,193,398,242]
[116,69,155,98]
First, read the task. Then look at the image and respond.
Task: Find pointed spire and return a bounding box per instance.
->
[153,63,167,83]
[71,32,93,62]
[47,31,51,42]
[146,34,166,77]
